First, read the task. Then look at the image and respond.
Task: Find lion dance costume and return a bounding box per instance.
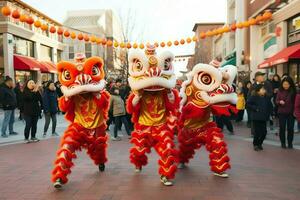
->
[51,53,110,188]
[126,45,179,186]
[178,63,237,178]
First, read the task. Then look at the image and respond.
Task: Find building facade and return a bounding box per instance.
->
[0,0,64,83]
[62,9,125,78]
[192,22,224,70]
[248,0,300,82]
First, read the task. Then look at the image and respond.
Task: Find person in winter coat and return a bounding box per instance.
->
[14,82,24,120]
[0,76,18,137]
[43,81,58,137]
[23,80,43,143]
[109,87,132,141]
[247,84,273,151]
[276,77,296,149]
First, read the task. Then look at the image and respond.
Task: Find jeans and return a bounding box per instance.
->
[44,113,57,134]
[24,115,39,140]
[114,115,131,138]
[1,109,15,135]
[278,113,295,147]
[252,120,267,147]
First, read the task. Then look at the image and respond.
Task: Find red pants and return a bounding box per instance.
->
[51,123,108,184]
[178,121,230,174]
[130,124,178,179]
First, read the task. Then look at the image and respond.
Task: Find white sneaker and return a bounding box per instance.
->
[111,136,121,141]
[30,138,40,142]
[135,167,142,173]
[178,163,186,169]
[214,172,229,178]
[160,176,173,186]
[24,139,30,144]
[43,133,46,137]
[53,179,62,189]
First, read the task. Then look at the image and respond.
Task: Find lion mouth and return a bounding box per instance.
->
[143,86,165,91]
[207,84,234,97]
[61,80,106,97]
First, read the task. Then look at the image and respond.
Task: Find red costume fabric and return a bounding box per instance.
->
[127,89,180,179]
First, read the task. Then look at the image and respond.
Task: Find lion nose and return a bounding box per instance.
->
[75,74,92,85]
[146,67,162,77]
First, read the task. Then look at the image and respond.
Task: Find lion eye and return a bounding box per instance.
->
[198,73,212,85]
[164,58,171,70]
[132,59,143,72]
[92,65,100,76]
[63,70,71,81]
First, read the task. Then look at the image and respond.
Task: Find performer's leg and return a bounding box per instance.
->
[52,123,84,188]
[178,130,200,166]
[86,124,108,172]
[154,128,178,186]
[129,127,151,171]
[205,123,230,178]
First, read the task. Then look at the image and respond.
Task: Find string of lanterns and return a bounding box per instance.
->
[1,5,273,49]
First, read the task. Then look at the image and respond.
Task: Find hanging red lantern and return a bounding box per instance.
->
[19,14,28,23]
[242,21,250,27]
[64,30,70,38]
[255,15,263,23]
[248,18,256,25]
[200,32,206,39]
[127,43,132,49]
[26,16,34,25]
[206,30,213,37]
[90,35,96,43]
[57,27,64,35]
[192,36,197,42]
[84,35,89,42]
[120,42,125,48]
[236,22,243,29]
[114,41,119,47]
[231,23,237,31]
[12,9,20,19]
[133,43,138,49]
[96,38,102,44]
[107,40,113,46]
[186,37,192,43]
[101,38,107,45]
[160,42,165,47]
[34,20,41,28]
[224,26,231,33]
[139,43,145,49]
[174,40,179,46]
[1,6,11,16]
[49,26,56,34]
[70,32,76,39]
[167,41,172,47]
[77,33,83,40]
[41,24,48,31]
[262,11,272,21]
[180,39,185,45]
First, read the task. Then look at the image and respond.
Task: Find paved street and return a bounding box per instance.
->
[0,114,300,200]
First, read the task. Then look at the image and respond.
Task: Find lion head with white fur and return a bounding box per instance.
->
[128,45,176,92]
[180,63,237,111]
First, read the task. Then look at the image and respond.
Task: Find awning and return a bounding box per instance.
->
[14,55,57,73]
[258,43,300,69]
[221,56,236,67]
[40,61,57,73]
[14,54,41,71]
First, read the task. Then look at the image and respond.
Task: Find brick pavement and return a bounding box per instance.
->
[0,129,300,200]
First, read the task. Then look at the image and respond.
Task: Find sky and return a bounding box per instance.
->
[22,0,227,76]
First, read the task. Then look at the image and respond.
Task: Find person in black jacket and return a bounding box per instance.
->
[23,80,43,143]
[247,84,273,151]
[0,76,18,137]
[14,82,24,120]
[43,81,58,137]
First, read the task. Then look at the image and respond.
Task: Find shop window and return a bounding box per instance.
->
[40,45,52,61]
[289,63,298,82]
[0,34,3,73]
[13,36,34,57]
[85,43,92,58]
[57,50,62,62]
[15,70,33,83]
[69,45,74,59]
